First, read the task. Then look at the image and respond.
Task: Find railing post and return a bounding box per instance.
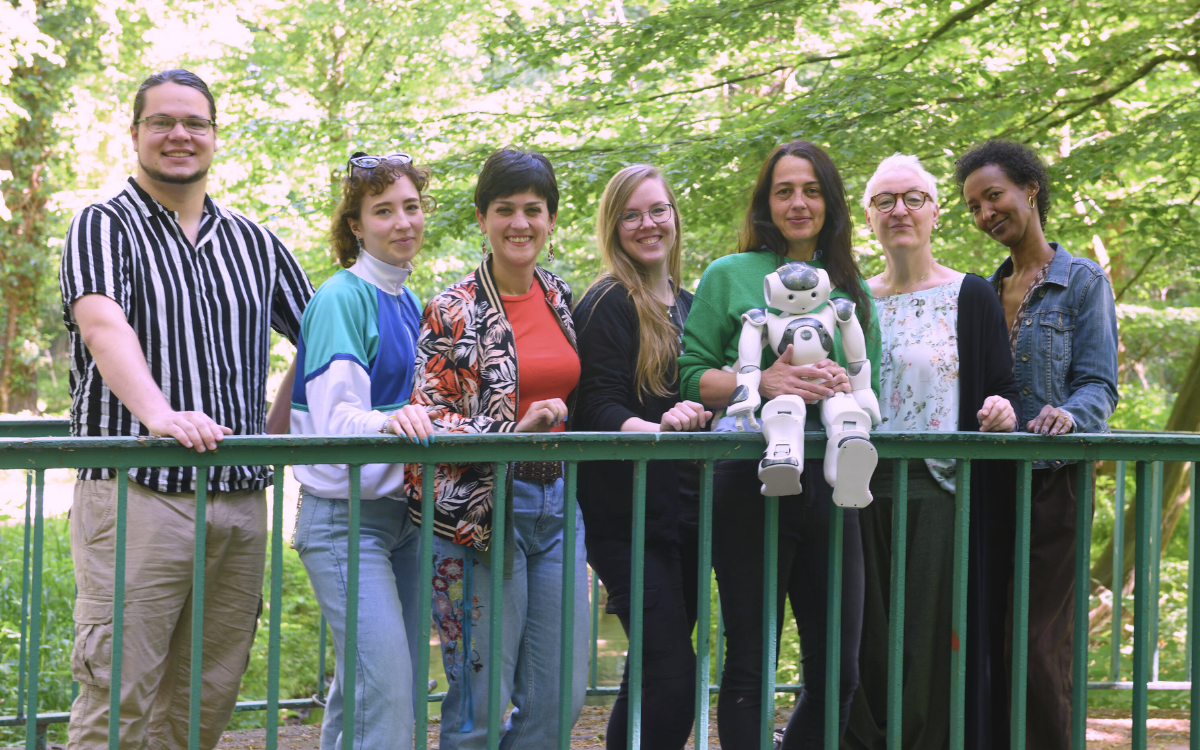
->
[487,462,508,748]
[1189,461,1198,750]
[885,459,908,750]
[949,460,971,750]
[1150,462,1163,683]
[761,494,779,750]
[17,471,32,721]
[1071,460,1093,750]
[1010,461,1032,750]
[318,614,328,704]
[694,461,714,749]
[341,465,362,750]
[24,470,45,750]
[188,474,208,750]
[558,462,579,750]
[415,464,436,750]
[1111,461,1125,682]
[265,468,285,750]
[590,569,600,691]
[108,472,129,750]
[825,504,844,750]
[628,460,648,750]
[1132,461,1151,750]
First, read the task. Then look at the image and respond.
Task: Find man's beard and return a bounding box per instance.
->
[139,156,208,185]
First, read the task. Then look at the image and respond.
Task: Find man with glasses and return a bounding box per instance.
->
[59,69,313,750]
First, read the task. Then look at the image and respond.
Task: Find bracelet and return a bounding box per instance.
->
[379,413,394,434]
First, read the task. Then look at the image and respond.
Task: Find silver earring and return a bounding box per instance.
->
[481,235,489,258]
[356,237,364,250]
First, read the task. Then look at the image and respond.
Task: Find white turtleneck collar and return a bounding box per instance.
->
[348,249,412,296]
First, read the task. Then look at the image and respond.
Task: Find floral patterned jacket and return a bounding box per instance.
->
[405,256,577,552]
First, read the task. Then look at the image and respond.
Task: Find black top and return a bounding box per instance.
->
[571,279,697,546]
[955,273,1022,432]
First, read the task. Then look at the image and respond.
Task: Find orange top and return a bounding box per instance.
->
[502,286,580,432]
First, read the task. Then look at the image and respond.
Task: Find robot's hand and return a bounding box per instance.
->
[853,389,882,428]
[727,384,761,432]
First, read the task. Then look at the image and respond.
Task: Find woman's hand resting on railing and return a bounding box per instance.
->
[516,398,569,432]
[977,395,1017,433]
[1027,404,1075,436]
[386,404,437,446]
[659,401,713,432]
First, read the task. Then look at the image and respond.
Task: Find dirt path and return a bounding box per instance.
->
[208,707,1191,749]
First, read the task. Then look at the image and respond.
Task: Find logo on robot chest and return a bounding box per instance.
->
[778,317,833,355]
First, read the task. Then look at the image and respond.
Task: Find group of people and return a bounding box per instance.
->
[59,67,1118,750]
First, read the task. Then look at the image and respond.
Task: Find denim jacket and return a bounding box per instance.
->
[989,243,1119,468]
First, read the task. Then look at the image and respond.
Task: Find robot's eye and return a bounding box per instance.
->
[811,292,817,298]
[788,294,794,300]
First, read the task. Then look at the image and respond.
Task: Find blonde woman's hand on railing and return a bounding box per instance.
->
[387,404,436,446]
[516,398,568,432]
[977,395,1017,433]
[659,401,713,432]
[1027,404,1074,436]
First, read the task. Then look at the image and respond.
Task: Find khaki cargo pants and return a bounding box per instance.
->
[67,478,267,750]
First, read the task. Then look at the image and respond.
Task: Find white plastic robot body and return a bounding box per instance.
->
[726,261,880,507]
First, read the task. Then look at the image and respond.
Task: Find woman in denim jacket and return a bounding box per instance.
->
[956,140,1118,750]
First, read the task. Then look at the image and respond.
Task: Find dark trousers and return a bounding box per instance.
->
[1011,465,1081,750]
[712,459,864,750]
[588,528,700,750]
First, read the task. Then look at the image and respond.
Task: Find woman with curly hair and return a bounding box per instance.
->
[290,151,437,750]
[956,140,1118,750]
[407,148,588,749]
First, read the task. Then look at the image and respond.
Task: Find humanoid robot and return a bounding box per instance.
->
[726,261,881,507]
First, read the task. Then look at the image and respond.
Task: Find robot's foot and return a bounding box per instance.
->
[759,456,802,497]
[830,436,877,508]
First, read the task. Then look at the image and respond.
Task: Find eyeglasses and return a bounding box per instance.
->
[136,116,215,135]
[347,152,413,174]
[869,190,934,213]
[619,203,675,230]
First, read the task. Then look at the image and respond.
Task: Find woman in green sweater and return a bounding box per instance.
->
[678,140,880,749]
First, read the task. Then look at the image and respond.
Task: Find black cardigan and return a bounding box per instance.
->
[954,273,1021,749]
[571,280,696,546]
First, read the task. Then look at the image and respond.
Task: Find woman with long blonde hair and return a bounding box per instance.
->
[572,164,711,749]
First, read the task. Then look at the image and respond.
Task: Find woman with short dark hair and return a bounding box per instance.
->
[678,140,881,748]
[291,151,436,750]
[407,148,588,749]
[956,140,1118,750]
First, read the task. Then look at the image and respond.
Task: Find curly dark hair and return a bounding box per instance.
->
[331,154,435,268]
[954,140,1051,228]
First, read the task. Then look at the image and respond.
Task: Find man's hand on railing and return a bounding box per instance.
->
[659,401,712,432]
[1027,404,1075,436]
[145,410,233,452]
[386,404,437,446]
[977,395,1017,433]
[516,398,568,432]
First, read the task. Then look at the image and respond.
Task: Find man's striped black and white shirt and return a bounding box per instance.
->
[60,177,314,493]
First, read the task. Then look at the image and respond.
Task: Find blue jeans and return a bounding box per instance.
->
[431,477,589,749]
[294,491,423,750]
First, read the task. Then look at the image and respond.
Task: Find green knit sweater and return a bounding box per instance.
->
[678,250,882,410]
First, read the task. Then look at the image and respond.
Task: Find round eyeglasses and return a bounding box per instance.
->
[619,203,675,230]
[347,152,413,173]
[869,190,934,213]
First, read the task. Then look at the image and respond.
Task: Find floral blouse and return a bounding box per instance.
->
[874,273,965,492]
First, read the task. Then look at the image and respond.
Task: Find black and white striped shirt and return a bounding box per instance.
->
[60,177,314,493]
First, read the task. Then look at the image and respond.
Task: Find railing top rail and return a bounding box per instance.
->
[1,430,1198,471]
[0,419,71,439]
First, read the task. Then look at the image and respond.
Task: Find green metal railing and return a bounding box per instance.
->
[2,425,1199,750]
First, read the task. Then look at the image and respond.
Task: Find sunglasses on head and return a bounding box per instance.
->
[346,151,413,174]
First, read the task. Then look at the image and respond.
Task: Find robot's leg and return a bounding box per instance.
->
[821,394,878,508]
[758,394,807,497]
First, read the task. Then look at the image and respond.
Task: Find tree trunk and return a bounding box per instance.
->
[1089,335,1200,618]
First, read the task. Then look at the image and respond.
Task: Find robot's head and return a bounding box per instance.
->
[764,261,831,313]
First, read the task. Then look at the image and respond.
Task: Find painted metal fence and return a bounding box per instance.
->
[2,422,1198,750]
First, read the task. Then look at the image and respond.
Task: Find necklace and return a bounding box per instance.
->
[884,262,936,296]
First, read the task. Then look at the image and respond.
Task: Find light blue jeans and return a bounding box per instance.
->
[294,491,423,750]
[431,477,589,749]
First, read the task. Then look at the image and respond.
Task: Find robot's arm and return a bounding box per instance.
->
[831,298,881,427]
[728,308,767,429]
